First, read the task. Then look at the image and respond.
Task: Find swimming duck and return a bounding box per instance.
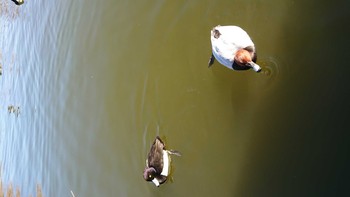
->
[11,0,24,5]
[143,136,181,187]
[209,25,261,72]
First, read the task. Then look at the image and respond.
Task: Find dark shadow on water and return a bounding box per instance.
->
[234,0,350,196]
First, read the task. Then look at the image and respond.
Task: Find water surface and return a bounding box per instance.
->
[1,0,349,196]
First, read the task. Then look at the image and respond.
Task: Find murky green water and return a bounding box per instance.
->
[1,0,349,196]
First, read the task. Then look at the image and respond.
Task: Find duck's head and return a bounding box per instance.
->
[235,49,261,72]
[143,167,160,186]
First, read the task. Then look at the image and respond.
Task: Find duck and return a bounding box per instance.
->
[11,0,24,5]
[208,25,261,72]
[143,136,181,187]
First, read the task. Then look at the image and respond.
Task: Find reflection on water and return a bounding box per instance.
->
[1,0,350,196]
[0,0,21,20]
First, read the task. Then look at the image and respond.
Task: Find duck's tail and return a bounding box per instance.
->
[211,26,221,39]
[167,150,182,156]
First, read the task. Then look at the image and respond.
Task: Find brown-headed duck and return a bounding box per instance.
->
[209,25,261,72]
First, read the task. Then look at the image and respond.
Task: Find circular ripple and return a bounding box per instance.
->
[255,56,282,89]
[260,57,280,78]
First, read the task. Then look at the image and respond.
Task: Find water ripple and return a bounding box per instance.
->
[256,56,282,89]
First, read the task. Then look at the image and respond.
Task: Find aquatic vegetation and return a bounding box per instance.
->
[8,105,20,117]
[0,182,43,197]
[0,169,43,197]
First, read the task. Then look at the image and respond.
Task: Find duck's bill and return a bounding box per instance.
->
[247,62,262,72]
[168,150,182,156]
[152,178,160,187]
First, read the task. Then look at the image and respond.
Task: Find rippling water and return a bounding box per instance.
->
[1,0,350,196]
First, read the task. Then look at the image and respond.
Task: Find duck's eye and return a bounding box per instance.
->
[149,175,152,178]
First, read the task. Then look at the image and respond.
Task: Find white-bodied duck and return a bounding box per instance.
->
[11,0,24,5]
[143,136,181,187]
[209,25,261,72]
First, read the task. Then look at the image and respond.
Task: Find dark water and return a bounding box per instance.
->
[1,0,350,196]
[236,1,350,196]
